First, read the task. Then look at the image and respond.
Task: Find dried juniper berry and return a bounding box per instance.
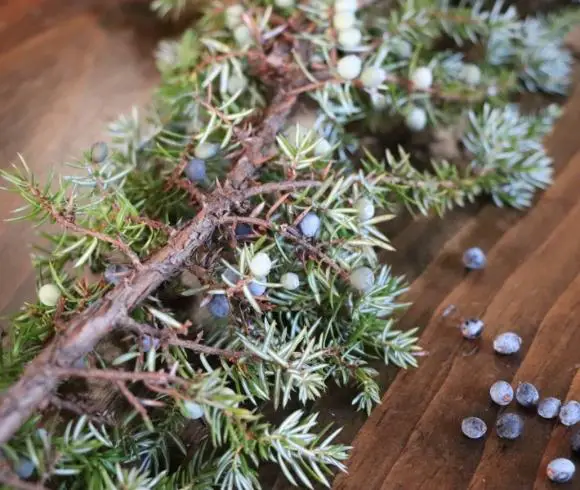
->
[460,318,484,340]
[462,247,486,270]
[538,397,561,419]
[496,413,524,439]
[461,417,487,439]
[299,212,321,238]
[184,158,207,183]
[547,458,575,483]
[489,380,513,406]
[493,332,522,355]
[208,294,230,318]
[515,382,540,408]
[559,400,580,426]
[571,430,580,454]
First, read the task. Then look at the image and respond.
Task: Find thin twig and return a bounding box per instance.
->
[115,381,152,428]
[50,397,113,426]
[45,367,192,387]
[241,179,321,198]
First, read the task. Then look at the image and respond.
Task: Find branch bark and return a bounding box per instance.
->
[0,85,301,445]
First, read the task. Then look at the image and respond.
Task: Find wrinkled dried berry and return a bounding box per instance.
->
[461,417,487,439]
[460,318,484,340]
[515,382,540,408]
[493,332,522,355]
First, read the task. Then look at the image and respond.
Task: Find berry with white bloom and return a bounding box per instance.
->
[333,11,356,30]
[250,252,272,277]
[184,158,206,182]
[314,138,332,156]
[489,380,513,406]
[38,284,61,307]
[350,266,375,292]
[299,213,321,237]
[355,197,375,221]
[225,5,244,29]
[538,397,561,419]
[515,382,540,408]
[338,28,362,49]
[233,24,253,46]
[392,39,412,59]
[461,417,487,439]
[194,142,219,160]
[461,64,482,86]
[281,272,300,290]
[15,458,34,479]
[334,0,358,12]
[493,332,522,355]
[360,66,386,88]
[228,74,247,94]
[405,107,427,132]
[183,400,204,420]
[208,295,230,318]
[463,247,486,270]
[337,55,362,80]
[460,318,484,339]
[560,400,580,426]
[142,335,161,353]
[248,278,267,296]
[496,413,524,439]
[547,458,575,483]
[411,66,433,90]
[274,0,294,7]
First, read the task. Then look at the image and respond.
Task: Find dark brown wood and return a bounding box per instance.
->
[2,2,580,489]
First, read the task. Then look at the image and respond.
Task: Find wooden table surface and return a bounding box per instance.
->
[1,2,580,489]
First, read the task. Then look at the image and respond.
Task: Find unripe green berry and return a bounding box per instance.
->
[228,74,247,94]
[233,24,253,46]
[355,197,375,221]
[360,66,386,88]
[225,5,244,29]
[334,0,358,12]
[274,0,295,7]
[250,252,272,277]
[411,66,433,90]
[337,55,362,80]
[38,283,61,307]
[183,400,204,419]
[281,272,300,290]
[461,63,482,86]
[405,107,427,132]
[338,28,362,49]
[350,266,375,292]
[194,142,219,160]
[314,138,332,156]
[334,11,356,30]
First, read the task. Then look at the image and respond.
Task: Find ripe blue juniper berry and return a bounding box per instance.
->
[184,158,207,183]
[208,294,230,318]
[547,458,575,483]
[489,380,513,406]
[538,397,562,419]
[460,318,484,339]
[496,413,524,440]
[461,417,487,439]
[15,458,35,479]
[90,141,108,164]
[462,247,486,270]
[235,223,252,237]
[248,279,267,296]
[559,401,580,426]
[515,382,540,408]
[299,212,321,237]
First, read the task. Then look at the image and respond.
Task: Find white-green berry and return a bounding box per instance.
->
[228,74,247,94]
[274,0,295,7]
[299,212,321,237]
[560,401,580,426]
[411,66,433,90]
[515,382,540,408]
[248,278,267,296]
[338,28,362,49]
[38,283,61,307]
[314,138,332,156]
[334,0,358,12]
[183,400,204,420]
[538,397,561,419]
[460,64,482,86]
[333,11,356,30]
[233,24,253,46]
[405,107,427,132]
[489,380,513,406]
[547,458,575,483]
[350,266,375,292]
[194,142,219,160]
[493,332,522,355]
[496,412,524,439]
[250,252,272,277]
[461,417,487,439]
[392,39,412,58]
[355,197,375,221]
[281,272,300,290]
[360,66,386,88]
[337,55,362,80]
[225,5,244,29]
